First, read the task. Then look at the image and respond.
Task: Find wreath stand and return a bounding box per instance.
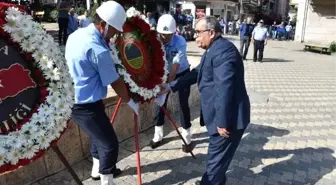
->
[109,97,196,185]
[51,146,84,185]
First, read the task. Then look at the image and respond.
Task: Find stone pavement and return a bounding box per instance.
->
[35,23,336,185]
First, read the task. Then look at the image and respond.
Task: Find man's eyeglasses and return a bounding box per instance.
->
[194,29,210,37]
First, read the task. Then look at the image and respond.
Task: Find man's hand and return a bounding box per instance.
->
[264,40,267,45]
[158,83,171,95]
[154,93,168,107]
[127,99,139,115]
[217,127,230,138]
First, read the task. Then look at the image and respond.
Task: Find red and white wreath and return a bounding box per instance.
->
[109,7,168,102]
[0,4,74,172]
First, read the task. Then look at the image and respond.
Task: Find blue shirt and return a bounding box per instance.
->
[240,23,254,39]
[67,15,78,35]
[145,17,156,27]
[65,24,119,104]
[79,17,92,28]
[252,26,269,41]
[165,34,190,74]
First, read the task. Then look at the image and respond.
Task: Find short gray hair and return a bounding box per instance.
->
[197,16,222,34]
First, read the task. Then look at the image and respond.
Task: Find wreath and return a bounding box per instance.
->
[109,7,168,103]
[0,3,74,173]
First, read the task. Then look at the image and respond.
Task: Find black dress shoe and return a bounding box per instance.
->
[194,180,201,185]
[91,175,100,181]
[182,143,193,153]
[113,168,122,178]
[149,140,162,149]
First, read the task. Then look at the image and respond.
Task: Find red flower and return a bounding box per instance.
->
[0,18,8,37]
[40,87,48,97]
[23,53,32,60]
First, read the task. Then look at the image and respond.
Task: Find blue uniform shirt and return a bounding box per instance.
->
[252,26,269,41]
[65,24,119,104]
[165,34,190,74]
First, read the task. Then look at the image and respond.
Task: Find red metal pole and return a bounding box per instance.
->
[161,107,196,159]
[110,97,122,124]
[133,113,142,185]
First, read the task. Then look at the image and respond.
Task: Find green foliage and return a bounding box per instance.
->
[50,9,59,22]
[330,41,336,52]
[76,7,86,16]
[88,3,100,18]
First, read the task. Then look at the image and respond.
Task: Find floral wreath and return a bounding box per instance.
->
[0,3,74,173]
[109,7,168,103]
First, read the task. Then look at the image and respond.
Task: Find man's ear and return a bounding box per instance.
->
[210,30,216,39]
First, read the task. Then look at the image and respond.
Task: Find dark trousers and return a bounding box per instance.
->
[71,100,119,175]
[58,18,69,45]
[253,40,265,61]
[240,36,251,59]
[155,68,191,129]
[201,129,245,185]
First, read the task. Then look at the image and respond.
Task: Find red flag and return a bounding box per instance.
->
[0,64,37,103]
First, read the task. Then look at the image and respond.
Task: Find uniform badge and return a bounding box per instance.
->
[163,26,169,31]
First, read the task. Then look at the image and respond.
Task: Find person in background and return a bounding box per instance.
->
[271,21,277,40]
[145,12,157,29]
[174,7,186,34]
[219,17,226,34]
[239,16,254,60]
[150,14,193,153]
[57,0,71,45]
[252,19,269,62]
[285,22,293,41]
[186,12,194,27]
[67,8,78,37]
[65,1,139,185]
[79,11,92,28]
[276,22,285,40]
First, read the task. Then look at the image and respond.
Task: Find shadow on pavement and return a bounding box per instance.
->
[262,58,294,62]
[120,123,336,185]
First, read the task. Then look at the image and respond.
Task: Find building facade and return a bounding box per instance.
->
[291,0,336,43]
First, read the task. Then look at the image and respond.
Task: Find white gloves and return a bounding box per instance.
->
[127,99,139,115]
[155,93,168,107]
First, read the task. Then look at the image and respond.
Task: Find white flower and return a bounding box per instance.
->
[20,39,34,52]
[6,149,20,165]
[6,7,21,18]
[3,18,18,33]
[37,104,53,117]
[22,144,39,159]
[37,135,51,150]
[30,113,46,124]
[32,50,44,62]
[44,68,60,80]
[11,29,24,42]
[126,7,137,18]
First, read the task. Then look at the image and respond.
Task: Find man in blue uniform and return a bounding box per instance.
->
[65,1,139,185]
[159,16,250,185]
[150,14,193,153]
[252,19,269,62]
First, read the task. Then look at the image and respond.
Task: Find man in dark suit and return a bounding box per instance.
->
[239,16,254,60]
[158,16,250,185]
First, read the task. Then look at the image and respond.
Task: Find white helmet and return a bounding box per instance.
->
[157,14,176,34]
[96,1,126,32]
